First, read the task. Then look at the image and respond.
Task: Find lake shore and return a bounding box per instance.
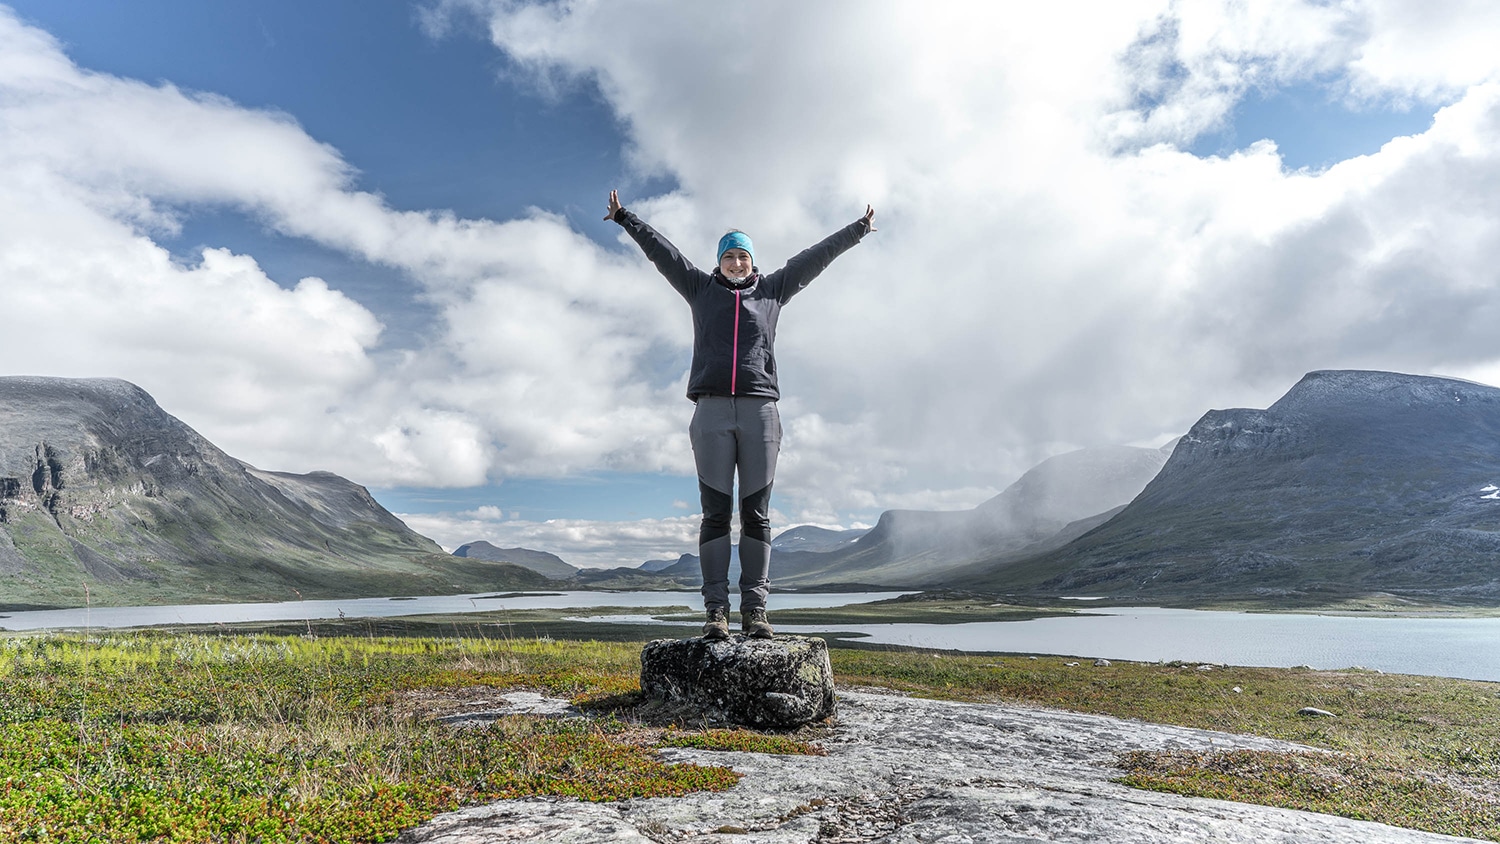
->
[12,585,1500,619]
[13,591,1500,681]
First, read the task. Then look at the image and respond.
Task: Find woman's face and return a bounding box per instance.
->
[719,248,752,280]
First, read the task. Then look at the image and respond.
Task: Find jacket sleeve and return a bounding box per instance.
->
[763,217,870,304]
[613,208,708,299]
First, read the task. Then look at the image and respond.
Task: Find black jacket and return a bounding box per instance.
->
[614,208,869,400]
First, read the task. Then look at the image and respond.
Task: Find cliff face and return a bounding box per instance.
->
[966,370,1500,603]
[0,377,541,609]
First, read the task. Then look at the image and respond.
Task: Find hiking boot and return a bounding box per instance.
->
[741,607,774,639]
[702,607,729,640]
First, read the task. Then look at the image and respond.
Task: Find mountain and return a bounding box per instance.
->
[775,445,1173,588]
[961,370,1500,604]
[571,565,697,590]
[0,376,547,609]
[638,557,682,573]
[771,525,870,553]
[646,546,795,588]
[650,553,701,578]
[453,541,578,579]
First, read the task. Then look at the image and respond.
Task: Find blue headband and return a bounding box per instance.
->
[717,231,754,263]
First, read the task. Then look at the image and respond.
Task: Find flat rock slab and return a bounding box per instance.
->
[399,690,1486,844]
[639,634,836,729]
[435,691,582,727]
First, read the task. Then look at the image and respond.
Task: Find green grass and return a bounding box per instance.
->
[7,623,1500,841]
[655,727,825,756]
[0,633,736,843]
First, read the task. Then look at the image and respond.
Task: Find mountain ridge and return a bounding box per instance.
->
[452,541,578,579]
[958,370,1500,603]
[0,376,546,609]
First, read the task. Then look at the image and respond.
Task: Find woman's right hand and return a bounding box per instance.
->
[604,189,623,221]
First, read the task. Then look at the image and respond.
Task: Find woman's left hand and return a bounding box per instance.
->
[861,205,877,232]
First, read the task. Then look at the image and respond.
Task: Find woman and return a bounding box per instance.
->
[605,190,876,639]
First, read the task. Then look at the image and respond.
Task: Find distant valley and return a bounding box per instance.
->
[11,369,1500,612]
[484,370,1500,608]
[770,444,1173,589]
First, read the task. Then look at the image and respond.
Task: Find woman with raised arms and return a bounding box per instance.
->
[606,190,876,639]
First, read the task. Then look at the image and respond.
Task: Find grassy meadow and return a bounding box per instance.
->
[2,606,1499,841]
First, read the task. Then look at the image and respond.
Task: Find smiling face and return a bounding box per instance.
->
[719,248,753,280]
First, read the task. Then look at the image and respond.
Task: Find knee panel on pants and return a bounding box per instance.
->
[699,482,733,545]
[739,482,773,545]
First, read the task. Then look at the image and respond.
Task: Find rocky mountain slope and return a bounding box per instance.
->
[770,525,870,553]
[774,445,1172,588]
[453,541,578,579]
[0,377,544,609]
[962,370,1500,603]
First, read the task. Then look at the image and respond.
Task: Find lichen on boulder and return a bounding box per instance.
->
[639,634,836,729]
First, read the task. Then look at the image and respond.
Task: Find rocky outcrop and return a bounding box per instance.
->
[639,635,836,729]
[399,690,1464,844]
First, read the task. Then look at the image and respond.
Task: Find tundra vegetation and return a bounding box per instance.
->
[2,614,1499,842]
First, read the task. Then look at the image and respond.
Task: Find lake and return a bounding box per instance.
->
[776,606,1500,683]
[3,593,1498,683]
[0,591,908,632]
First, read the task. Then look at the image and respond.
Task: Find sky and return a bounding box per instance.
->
[3,1,1498,568]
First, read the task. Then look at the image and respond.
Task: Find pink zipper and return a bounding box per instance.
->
[731,289,741,394]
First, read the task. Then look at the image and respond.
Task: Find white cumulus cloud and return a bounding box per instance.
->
[436,0,1500,516]
[9,2,1500,565]
[402,510,701,569]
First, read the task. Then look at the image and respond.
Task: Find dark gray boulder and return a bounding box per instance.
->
[639,635,836,729]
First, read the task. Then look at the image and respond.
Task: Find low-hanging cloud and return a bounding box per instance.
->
[7,3,1500,566]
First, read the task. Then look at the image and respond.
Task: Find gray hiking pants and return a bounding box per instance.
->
[689,396,781,612]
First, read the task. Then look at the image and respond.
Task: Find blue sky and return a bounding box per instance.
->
[9,0,630,345]
[3,2,1497,566]
[6,0,690,521]
[1192,81,1434,169]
